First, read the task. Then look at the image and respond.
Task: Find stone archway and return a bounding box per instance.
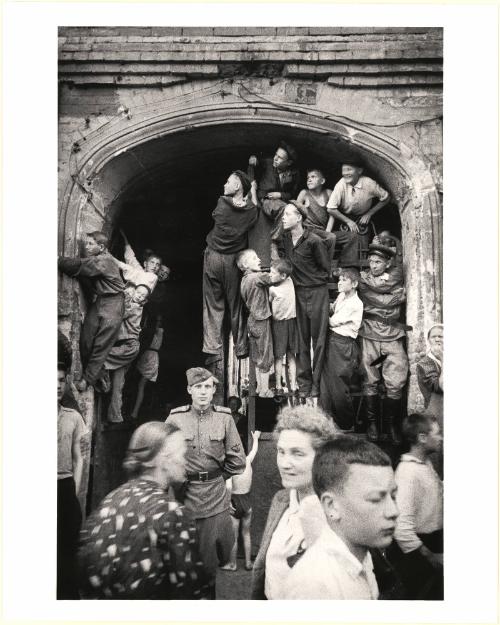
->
[59,100,442,412]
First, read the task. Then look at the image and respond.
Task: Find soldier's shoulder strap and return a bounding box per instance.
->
[169,405,191,415]
[213,405,232,415]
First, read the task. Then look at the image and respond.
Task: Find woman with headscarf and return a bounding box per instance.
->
[251,405,336,599]
[78,421,210,599]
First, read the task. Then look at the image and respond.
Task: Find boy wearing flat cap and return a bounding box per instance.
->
[203,170,258,365]
[168,367,246,598]
[248,141,300,266]
[326,158,390,266]
[358,243,409,444]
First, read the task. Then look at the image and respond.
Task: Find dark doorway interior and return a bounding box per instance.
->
[106,126,402,423]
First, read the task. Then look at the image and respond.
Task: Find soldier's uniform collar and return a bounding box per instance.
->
[191,404,212,417]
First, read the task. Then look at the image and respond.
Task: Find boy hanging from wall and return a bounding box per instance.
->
[58,231,125,392]
[222,430,261,572]
[103,283,150,423]
[236,249,274,397]
[248,141,300,266]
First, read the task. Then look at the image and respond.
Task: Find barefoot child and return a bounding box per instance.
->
[268,258,298,402]
[237,249,274,394]
[222,430,261,571]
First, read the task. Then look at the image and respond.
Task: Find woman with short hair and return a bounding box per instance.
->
[78,421,210,599]
[251,405,337,599]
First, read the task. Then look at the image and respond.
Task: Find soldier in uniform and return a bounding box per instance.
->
[358,243,409,444]
[167,367,246,598]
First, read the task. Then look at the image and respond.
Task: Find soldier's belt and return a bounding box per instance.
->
[363,312,413,332]
[186,469,222,482]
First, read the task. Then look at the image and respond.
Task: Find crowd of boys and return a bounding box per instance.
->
[57,139,443,600]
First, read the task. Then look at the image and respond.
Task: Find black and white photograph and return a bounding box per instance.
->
[3,2,499,622]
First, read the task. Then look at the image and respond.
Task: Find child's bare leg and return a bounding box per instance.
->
[287,351,297,391]
[256,368,272,397]
[108,367,126,422]
[220,516,239,570]
[241,508,253,569]
[130,376,147,420]
[274,357,284,390]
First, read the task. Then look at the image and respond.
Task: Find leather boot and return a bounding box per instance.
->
[365,395,379,442]
[383,397,402,445]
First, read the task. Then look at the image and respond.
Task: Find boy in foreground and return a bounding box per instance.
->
[283,436,398,599]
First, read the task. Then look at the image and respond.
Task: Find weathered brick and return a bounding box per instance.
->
[151,27,183,36]
[181,27,214,36]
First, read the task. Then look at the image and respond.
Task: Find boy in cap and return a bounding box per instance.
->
[58,231,125,392]
[203,170,258,365]
[283,436,399,599]
[248,141,300,266]
[167,367,246,598]
[358,242,409,444]
[278,201,330,404]
[326,158,390,266]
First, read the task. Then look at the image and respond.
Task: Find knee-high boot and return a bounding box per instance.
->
[365,395,379,442]
[383,397,402,445]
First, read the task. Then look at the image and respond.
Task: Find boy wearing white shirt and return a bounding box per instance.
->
[320,268,363,430]
[283,436,398,600]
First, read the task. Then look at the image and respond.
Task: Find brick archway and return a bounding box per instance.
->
[59,101,442,411]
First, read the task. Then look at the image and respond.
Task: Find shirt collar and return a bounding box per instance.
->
[191,404,212,417]
[400,453,426,465]
[320,526,373,579]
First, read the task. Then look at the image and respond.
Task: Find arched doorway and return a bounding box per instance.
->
[59,102,442,414]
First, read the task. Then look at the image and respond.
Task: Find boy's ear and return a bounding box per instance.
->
[352,280,359,289]
[321,490,341,521]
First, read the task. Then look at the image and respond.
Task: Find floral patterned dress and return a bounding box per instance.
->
[78,479,210,599]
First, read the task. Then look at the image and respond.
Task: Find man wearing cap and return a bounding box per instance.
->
[248,141,300,266]
[167,367,246,598]
[326,159,390,266]
[278,201,330,403]
[358,243,409,444]
[203,170,258,364]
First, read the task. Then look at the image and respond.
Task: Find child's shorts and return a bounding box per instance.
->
[231,493,252,520]
[136,349,159,382]
[272,318,299,359]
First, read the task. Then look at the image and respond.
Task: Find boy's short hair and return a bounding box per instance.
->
[228,395,242,409]
[312,436,391,496]
[57,361,69,374]
[87,231,108,248]
[402,413,437,445]
[143,248,162,264]
[272,258,293,278]
[338,267,360,285]
[236,249,255,271]
[307,167,325,179]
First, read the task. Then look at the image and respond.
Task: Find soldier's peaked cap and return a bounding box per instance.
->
[368,243,396,260]
[186,367,219,386]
